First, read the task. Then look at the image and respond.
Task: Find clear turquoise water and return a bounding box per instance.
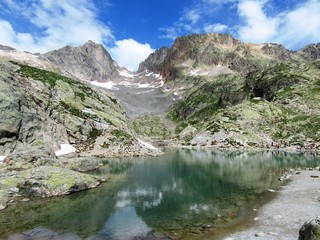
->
[1,150,319,239]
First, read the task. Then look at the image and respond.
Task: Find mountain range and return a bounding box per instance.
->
[1,33,320,156]
[1,33,320,208]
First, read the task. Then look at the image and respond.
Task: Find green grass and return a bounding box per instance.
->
[89,128,102,139]
[16,63,77,87]
[74,91,86,101]
[60,101,84,118]
[111,129,131,139]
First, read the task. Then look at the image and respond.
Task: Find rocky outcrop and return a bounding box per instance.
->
[139,33,302,83]
[17,166,102,197]
[0,164,103,210]
[298,43,320,61]
[0,59,160,162]
[138,47,169,73]
[0,45,15,51]
[161,33,245,79]
[260,43,295,61]
[299,217,320,240]
[42,40,121,82]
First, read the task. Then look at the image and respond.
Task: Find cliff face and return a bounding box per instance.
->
[135,33,320,149]
[139,33,299,83]
[138,47,169,73]
[298,43,320,61]
[42,40,121,82]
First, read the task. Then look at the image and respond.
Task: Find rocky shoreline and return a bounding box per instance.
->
[0,156,105,211]
[0,142,163,212]
[223,167,320,240]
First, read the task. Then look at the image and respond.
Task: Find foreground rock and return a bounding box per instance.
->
[8,227,81,240]
[8,227,171,240]
[0,166,102,210]
[18,166,102,197]
[299,216,320,240]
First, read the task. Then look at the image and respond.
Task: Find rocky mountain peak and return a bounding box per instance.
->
[42,41,121,82]
[298,43,320,61]
[0,44,15,51]
[260,43,294,61]
[139,33,312,81]
[138,46,169,73]
[172,33,240,50]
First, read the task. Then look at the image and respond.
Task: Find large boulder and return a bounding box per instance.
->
[17,166,102,197]
[299,217,320,240]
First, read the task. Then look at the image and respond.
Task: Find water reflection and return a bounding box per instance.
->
[94,206,151,240]
[1,150,319,239]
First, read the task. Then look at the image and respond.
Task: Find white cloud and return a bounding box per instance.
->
[275,0,320,49]
[237,0,279,43]
[160,0,232,40]
[0,0,154,70]
[0,0,114,53]
[183,9,201,25]
[204,23,228,33]
[159,26,180,40]
[0,20,35,48]
[204,0,237,4]
[236,0,320,49]
[109,39,154,71]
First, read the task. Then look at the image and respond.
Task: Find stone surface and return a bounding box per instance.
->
[138,47,170,73]
[42,40,121,82]
[0,59,153,160]
[8,227,81,240]
[17,166,102,197]
[299,216,320,240]
[225,170,320,239]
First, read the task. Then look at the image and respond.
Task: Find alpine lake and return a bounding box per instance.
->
[1,149,320,240]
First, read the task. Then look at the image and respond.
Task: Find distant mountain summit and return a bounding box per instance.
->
[42,40,121,82]
[138,46,170,73]
[139,33,320,83]
[298,43,320,61]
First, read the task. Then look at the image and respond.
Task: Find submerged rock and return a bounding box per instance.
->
[299,216,320,240]
[8,227,81,240]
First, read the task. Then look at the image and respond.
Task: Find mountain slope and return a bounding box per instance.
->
[0,59,160,162]
[137,33,320,148]
[42,40,121,82]
[141,33,297,85]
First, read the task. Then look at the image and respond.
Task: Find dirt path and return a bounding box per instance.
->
[223,169,320,240]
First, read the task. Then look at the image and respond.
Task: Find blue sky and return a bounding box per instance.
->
[0,0,320,71]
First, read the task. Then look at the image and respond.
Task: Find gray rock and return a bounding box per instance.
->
[138,47,169,73]
[42,40,121,82]
[299,216,320,240]
[8,227,81,240]
[17,166,102,197]
[298,43,320,61]
[179,126,197,140]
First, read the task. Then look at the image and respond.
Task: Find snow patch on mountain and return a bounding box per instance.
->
[137,138,158,150]
[91,81,119,90]
[55,144,76,156]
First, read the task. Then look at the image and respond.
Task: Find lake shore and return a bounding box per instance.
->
[223,168,320,240]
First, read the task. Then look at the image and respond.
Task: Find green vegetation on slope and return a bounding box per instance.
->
[132,114,171,139]
[168,61,320,146]
[168,73,247,133]
[17,62,78,87]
